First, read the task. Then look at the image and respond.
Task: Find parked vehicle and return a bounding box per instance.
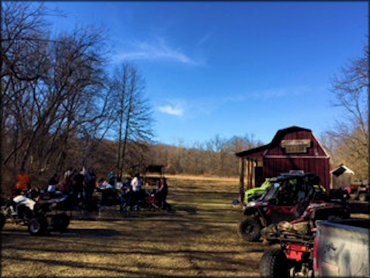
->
[313,218,369,277]
[238,172,350,242]
[143,164,165,186]
[244,178,273,205]
[347,181,369,202]
[260,218,315,277]
[259,203,356,278]
[0,193,70,235]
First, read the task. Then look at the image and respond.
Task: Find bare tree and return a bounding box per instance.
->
[325,45,369,180]
[110,63,153,178]
[1,3,52,188]
[1,3,113,189]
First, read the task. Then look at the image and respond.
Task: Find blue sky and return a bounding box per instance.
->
[43,1,368,147]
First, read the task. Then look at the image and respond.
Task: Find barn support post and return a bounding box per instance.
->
[239,158,245,205]
[248,158,253,190]
[245,159,249,190]
[252,159,256,188]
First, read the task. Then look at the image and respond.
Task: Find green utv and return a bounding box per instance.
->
[243,179,273,205]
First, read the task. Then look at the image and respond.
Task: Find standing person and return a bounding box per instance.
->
[85,168,96,202]
[59,175,73,195]
[48,173,59,186]
[131,173,141,192]
[155,177,169,209]
[15,171,31,196]
[47,173,59,194]
[108,171,117,187]
[13,170,31,195]
[64,167,73,180]
[73,169,85,204]
[130,173,141,210]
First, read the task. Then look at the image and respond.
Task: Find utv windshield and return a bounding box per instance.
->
[260,182,280,201]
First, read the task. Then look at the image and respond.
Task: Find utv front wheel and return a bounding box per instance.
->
[238,216,262,242]
[260,249,289,278]
[28,216,48,236]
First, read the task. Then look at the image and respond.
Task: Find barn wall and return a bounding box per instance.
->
[262,157,330,190]
[267,130,327,157]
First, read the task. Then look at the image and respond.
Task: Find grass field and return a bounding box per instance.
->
[1,176,266,277]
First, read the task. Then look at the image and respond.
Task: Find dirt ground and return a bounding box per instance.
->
[1,176,266,277]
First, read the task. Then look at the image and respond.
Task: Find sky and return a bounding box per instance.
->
[41,1,368,147]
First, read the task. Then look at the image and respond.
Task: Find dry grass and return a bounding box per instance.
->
[1,176,265,277]
[165,174,239,182]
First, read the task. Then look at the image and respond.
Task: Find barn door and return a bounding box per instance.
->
[254,167,264,187]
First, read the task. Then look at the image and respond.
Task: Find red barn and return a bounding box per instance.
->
[236,126,330,199]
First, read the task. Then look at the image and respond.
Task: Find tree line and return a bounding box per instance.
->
[147,134,262,177]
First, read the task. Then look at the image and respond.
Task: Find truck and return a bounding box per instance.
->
[313,218,369,277]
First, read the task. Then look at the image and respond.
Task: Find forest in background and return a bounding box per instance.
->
[1,3,262,190]
[1,3,368,192]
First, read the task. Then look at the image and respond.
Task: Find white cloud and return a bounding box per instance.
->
[115,38,197,65]
[158,105,184,116]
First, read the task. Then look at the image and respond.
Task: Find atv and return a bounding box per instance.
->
[238,172,350,242]
[0,191,71,235]
[259,218,315,278]
[258,199,350,278]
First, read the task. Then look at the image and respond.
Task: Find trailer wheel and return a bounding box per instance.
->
[51,213,70,231]
[28,215,48,236]
[0,213,6,230]
[238,216,262,242]
[260,249,289,278]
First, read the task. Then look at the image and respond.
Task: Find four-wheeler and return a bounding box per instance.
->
[238,172,350,242]
[259,218,315,278]
[259,201,352,278]
[0,192,71,235]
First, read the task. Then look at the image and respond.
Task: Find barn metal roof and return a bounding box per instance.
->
[235,126,312,158]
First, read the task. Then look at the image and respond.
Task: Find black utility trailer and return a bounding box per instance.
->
[143,164,165,186]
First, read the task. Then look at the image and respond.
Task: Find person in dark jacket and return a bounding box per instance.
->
[155,177,170,210]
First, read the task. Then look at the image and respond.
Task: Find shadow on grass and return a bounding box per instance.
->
[61,228,122,237]
[2,252,258,277]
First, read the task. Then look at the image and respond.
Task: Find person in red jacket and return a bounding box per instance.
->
[15,171,30,195]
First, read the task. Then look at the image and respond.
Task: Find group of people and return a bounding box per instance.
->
[12,168,170,212]
[96,172,169,211]
[46,167,97,206]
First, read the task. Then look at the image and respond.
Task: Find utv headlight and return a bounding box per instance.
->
[248,201,256,207]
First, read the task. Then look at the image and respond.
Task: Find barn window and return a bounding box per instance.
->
[281,139,311,154]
